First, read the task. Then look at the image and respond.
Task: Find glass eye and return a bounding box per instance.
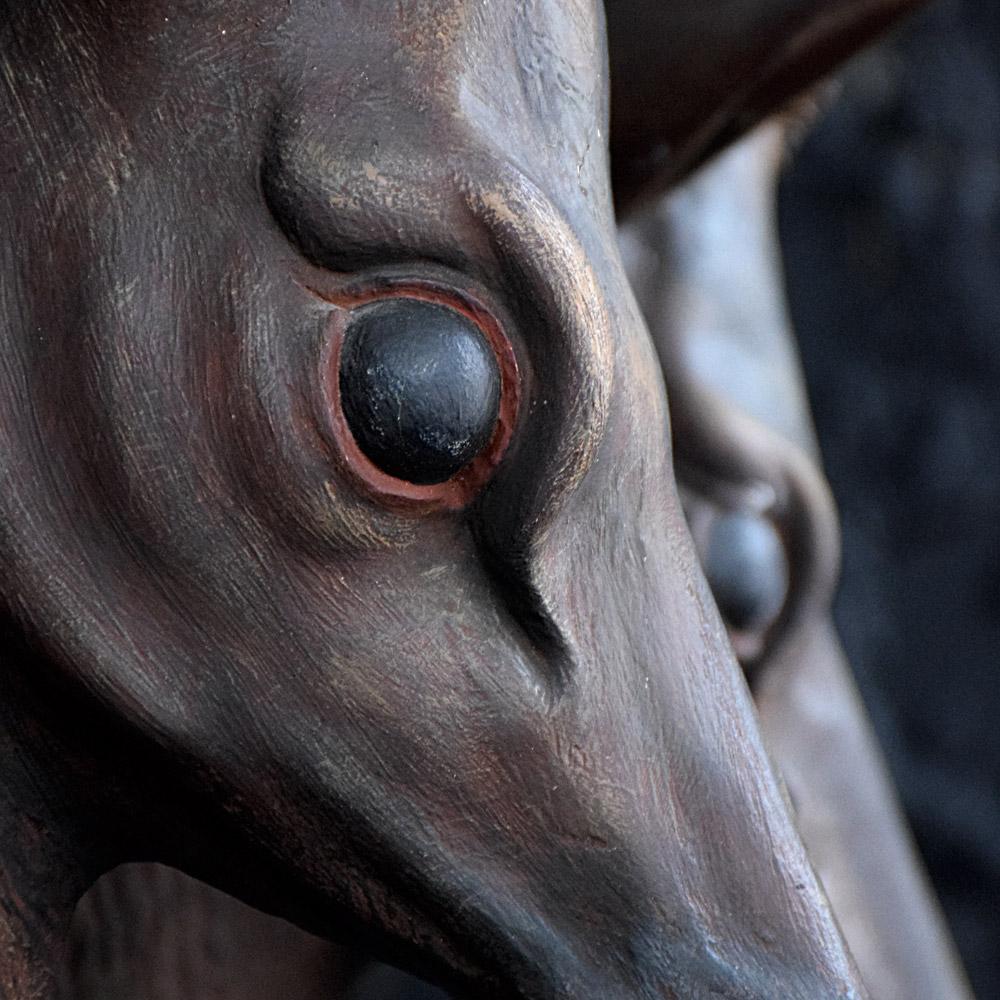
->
[703,511,789,634]
[338,298,502,486]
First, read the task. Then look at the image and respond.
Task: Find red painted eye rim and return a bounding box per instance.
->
[317,281,520,512]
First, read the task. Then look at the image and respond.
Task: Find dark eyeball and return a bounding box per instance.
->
[703,511,789,633]
[338,298,502,485]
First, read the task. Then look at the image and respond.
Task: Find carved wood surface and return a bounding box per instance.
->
[1,2,957,998]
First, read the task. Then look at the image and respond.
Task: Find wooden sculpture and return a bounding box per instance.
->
[621,116,972,1000]
[1,1,958,998]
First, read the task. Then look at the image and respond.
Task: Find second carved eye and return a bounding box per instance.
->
[702,511,789,634]
[338,298,502,486]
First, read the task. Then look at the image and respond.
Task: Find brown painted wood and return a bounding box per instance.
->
[606,0,929,212]
[621,120,973,998]
[0,2,921,998]
[69,866,358,1000]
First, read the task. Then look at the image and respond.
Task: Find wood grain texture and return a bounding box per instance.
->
[0,2,927,998]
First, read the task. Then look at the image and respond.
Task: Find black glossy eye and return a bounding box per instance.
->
[703,511,789,633]
[339,298,502,486]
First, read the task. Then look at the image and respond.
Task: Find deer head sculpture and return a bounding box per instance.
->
[621,117,971,1000]
[0,1,930,998]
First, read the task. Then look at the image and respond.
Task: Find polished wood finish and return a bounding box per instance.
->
[2,2,936,997]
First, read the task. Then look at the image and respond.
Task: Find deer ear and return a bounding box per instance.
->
[606,0,926,213]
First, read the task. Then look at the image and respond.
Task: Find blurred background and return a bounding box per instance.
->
[779,0,1000,995]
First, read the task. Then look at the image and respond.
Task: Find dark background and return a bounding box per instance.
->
[779,1,1000,995]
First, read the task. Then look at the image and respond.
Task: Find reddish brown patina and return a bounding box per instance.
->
[0,2,936,999]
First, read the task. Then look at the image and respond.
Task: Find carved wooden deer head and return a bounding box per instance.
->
[1,2,926,998]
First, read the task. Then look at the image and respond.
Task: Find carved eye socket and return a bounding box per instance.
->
[338,298,503,486]
[701,511,789,635]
